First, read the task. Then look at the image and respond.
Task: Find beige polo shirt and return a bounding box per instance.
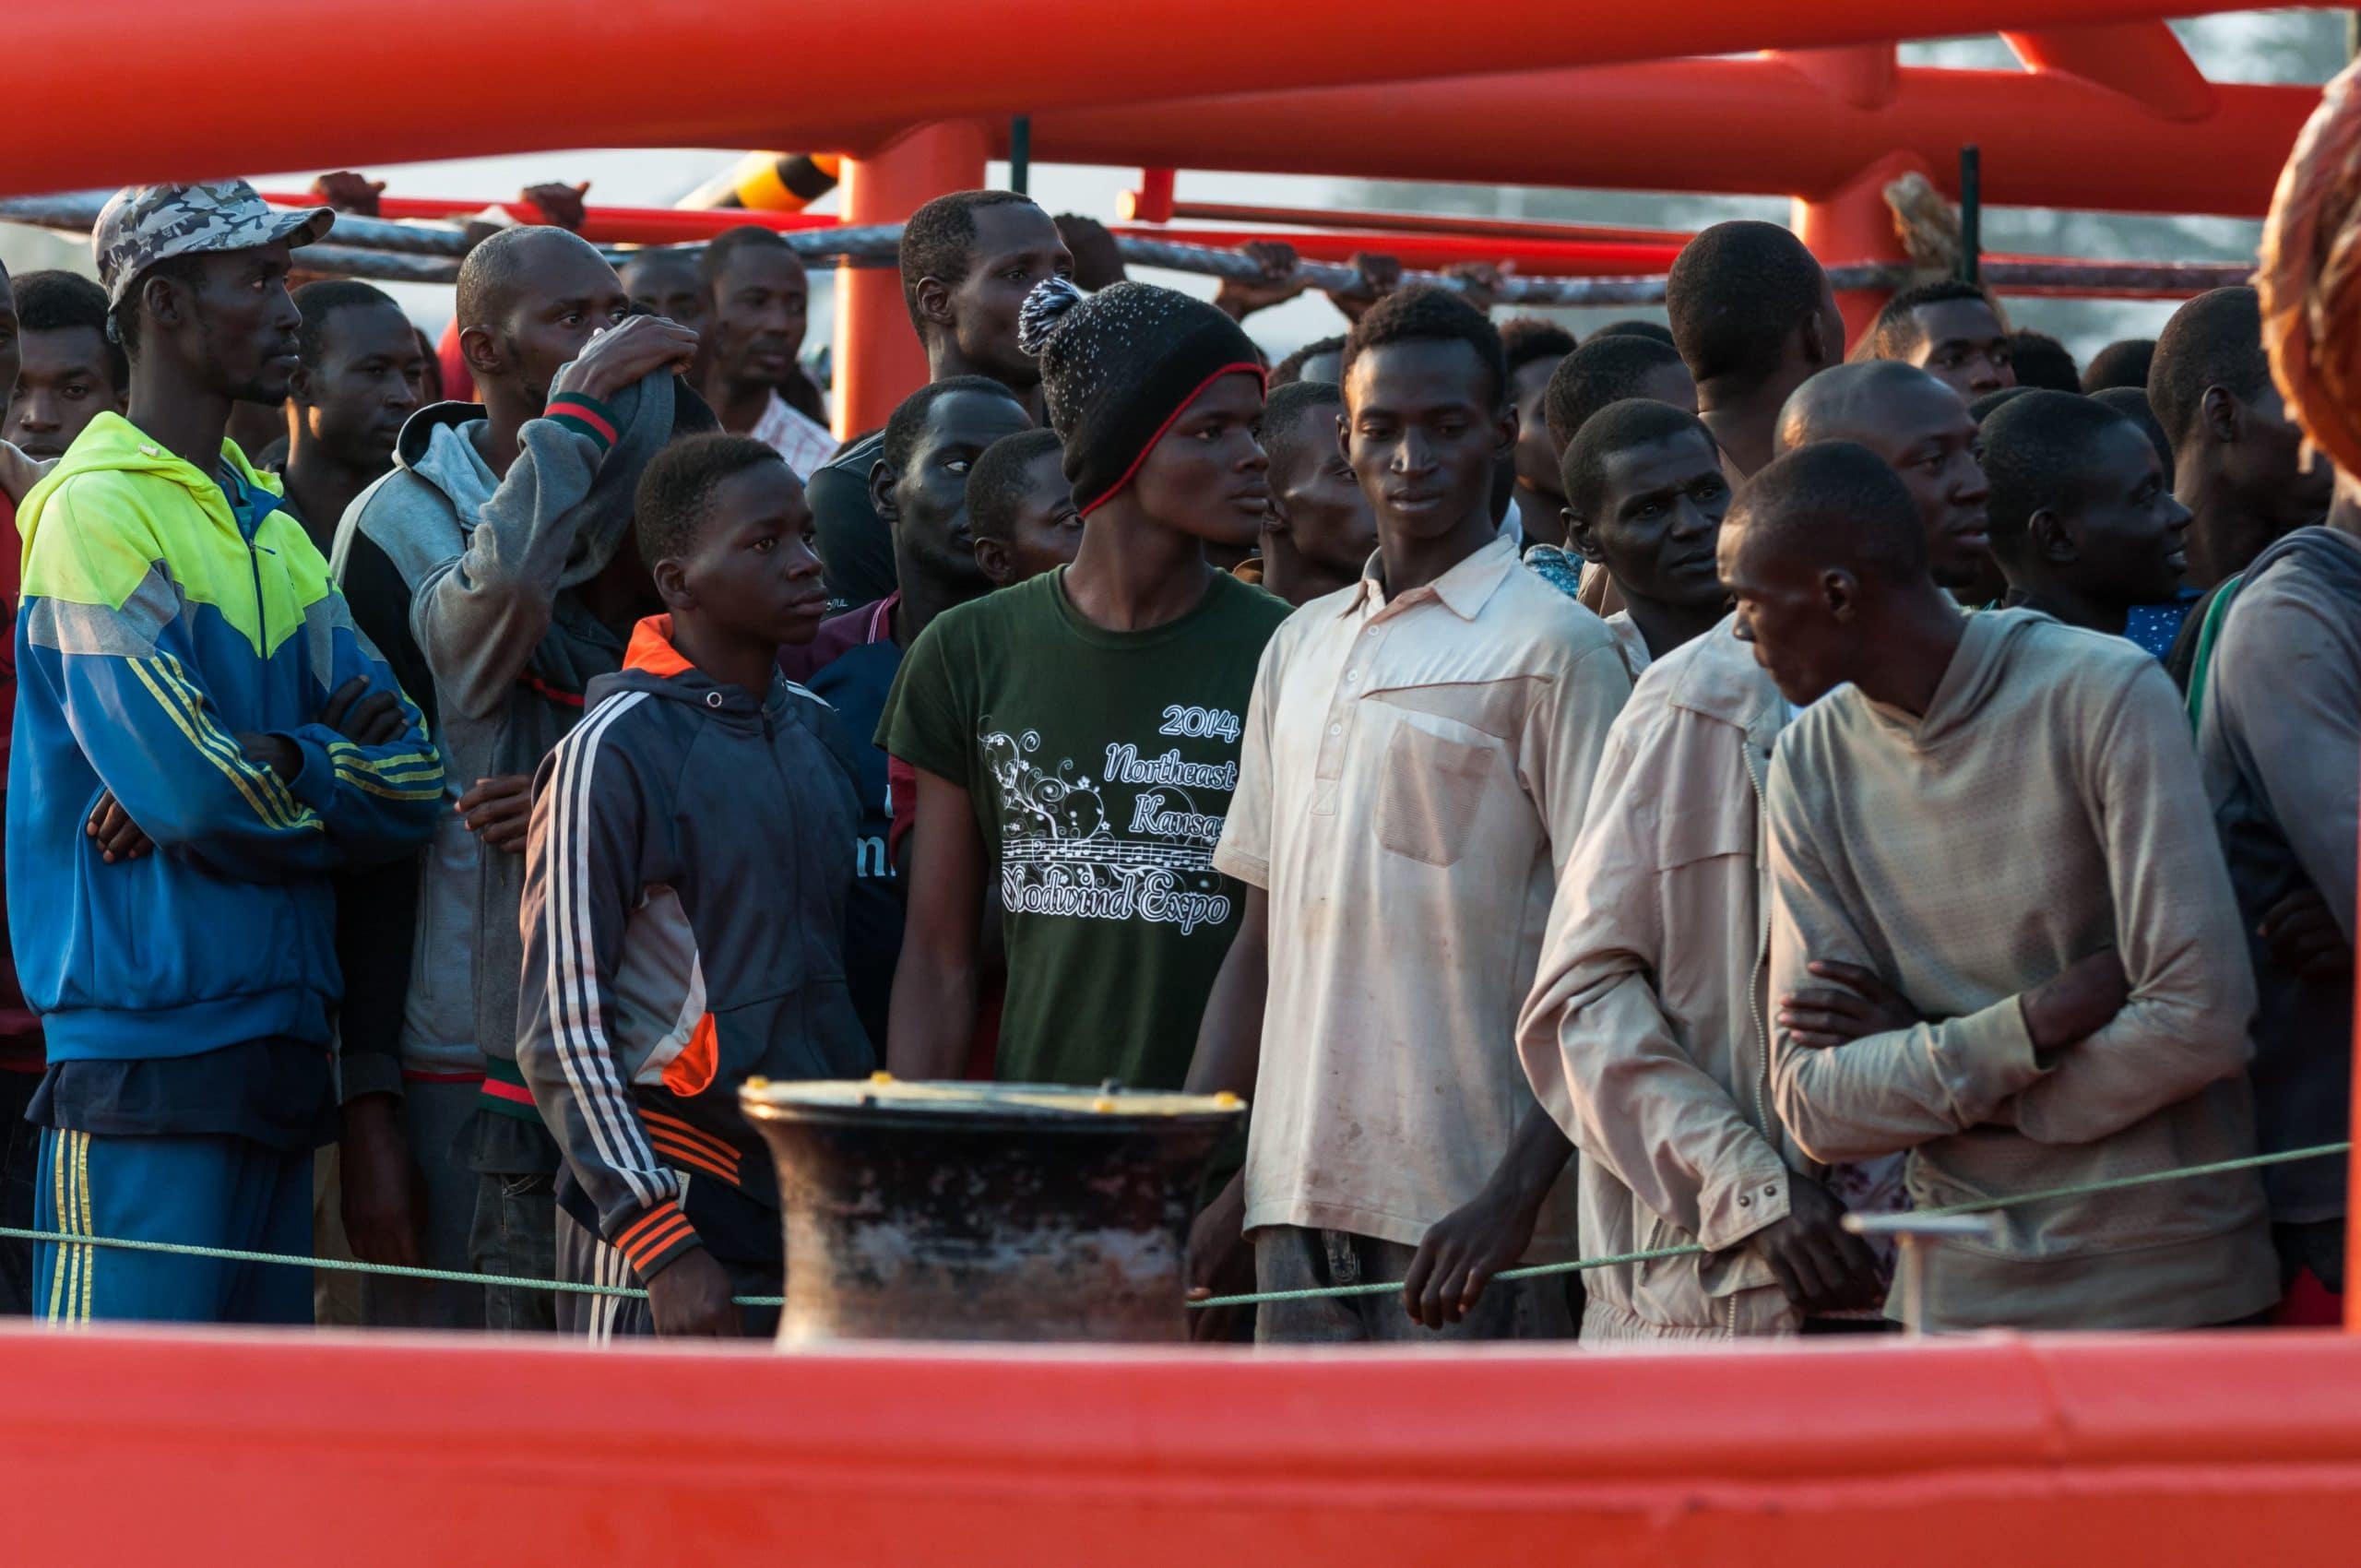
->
[1216,533,1632,1255]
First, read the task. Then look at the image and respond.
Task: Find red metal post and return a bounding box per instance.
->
[1796,148,1928,348]
[1121,169,1178,223]
[833,122,989,442]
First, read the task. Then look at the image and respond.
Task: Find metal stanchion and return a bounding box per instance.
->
[1845,1212,2005,1336]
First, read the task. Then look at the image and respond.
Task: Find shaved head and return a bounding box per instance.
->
[1779,360,1957,453]
[1775,361,1992,590]
[457,226,610,336]
[455,225,627,410]
[1729,440,1928,586]
[1720,440,1931,704]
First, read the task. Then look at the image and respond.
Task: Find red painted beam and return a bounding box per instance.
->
[1111,226,1686,274]
[1014,58,2319,219]
[5,1326,2361,1566]
[0,0,2296,198]
[2003,21,2217,121]
[1164,202,1699,247]
[253,192,841,247]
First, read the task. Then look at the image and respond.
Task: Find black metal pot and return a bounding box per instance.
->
[740,1077,1243,1345]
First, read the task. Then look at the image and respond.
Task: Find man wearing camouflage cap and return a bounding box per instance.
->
[7,180,444,1324]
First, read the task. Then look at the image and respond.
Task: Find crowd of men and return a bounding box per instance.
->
[0,171,2346,1343]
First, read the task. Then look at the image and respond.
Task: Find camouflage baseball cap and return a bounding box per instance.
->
[92,179,335,311]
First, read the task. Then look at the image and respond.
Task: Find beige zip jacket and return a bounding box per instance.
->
[1518,621,1809,1341]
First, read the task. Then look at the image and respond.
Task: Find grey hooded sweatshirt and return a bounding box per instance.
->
[1765,609,2274,1331]
[2197,524,2361,1229]
[331,374,694,1167]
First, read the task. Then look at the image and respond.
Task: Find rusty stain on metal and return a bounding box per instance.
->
[742,1080,1242,1346]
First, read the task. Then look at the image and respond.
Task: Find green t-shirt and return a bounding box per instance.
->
[883,566,1290,1090]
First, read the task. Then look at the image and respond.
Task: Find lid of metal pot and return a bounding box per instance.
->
[740,1073,1246,1123]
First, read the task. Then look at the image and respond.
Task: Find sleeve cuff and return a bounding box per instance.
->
[540,393,620,455]
[1694,1149,1794,1253]
[609,1198,702,1284]
[1934,993,2049,1123]
[338,1053,406,1103]
[279,731,337,811]
[1210,840,1269,889]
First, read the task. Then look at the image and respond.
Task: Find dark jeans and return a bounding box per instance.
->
[0,1070,37,1314]
[468,1171,557,1333]
[357,1079,484,1330]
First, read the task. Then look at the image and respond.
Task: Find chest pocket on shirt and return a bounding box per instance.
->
[1656,749,1762,873]
[1371,712,1503,868]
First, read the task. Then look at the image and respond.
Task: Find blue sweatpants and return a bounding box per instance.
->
[34,1129,312,1325]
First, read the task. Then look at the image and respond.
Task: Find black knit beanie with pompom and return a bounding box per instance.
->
[1017,278,1264,516]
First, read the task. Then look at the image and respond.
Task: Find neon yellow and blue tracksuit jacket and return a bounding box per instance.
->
[6,412,443,1062]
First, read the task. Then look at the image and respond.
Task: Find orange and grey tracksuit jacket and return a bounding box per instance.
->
[516,615,873,1282]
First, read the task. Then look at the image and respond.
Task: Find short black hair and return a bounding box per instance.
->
[2081,337,2156,394]
[1340,284,1507,408]
[1666,221,1829,386]
[17,269,125,387]
[620,246,705,289]
[2006,329,2081,392]
[292,279,403,370]
[1968,385,2035,423]
[635,433,789,565]
[2147,287,2271,447]
[1560,398,1714,519]
[881,374,1026,481]
[1269,334,1346,388]
[457,224,605,335]
[898,190,1042,334]
[1979,389,2135,553]
[1586,319,1676,347]
[113,250,208,357]
[1543,332,1689,450]
[2090,385,2174,471]
[1863,279,2006,361]
[1053,214,1127,291]
[704,225,802,291]
[1258,379,1344,477]
[1732,439,1927,584]
[967,427,1066,543]
[1499,316,1577,378]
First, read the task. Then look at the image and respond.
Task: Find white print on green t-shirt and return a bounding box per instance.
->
[1158,704,1243,742]
[981,719,1237,936]
[1103,742,1239,790]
